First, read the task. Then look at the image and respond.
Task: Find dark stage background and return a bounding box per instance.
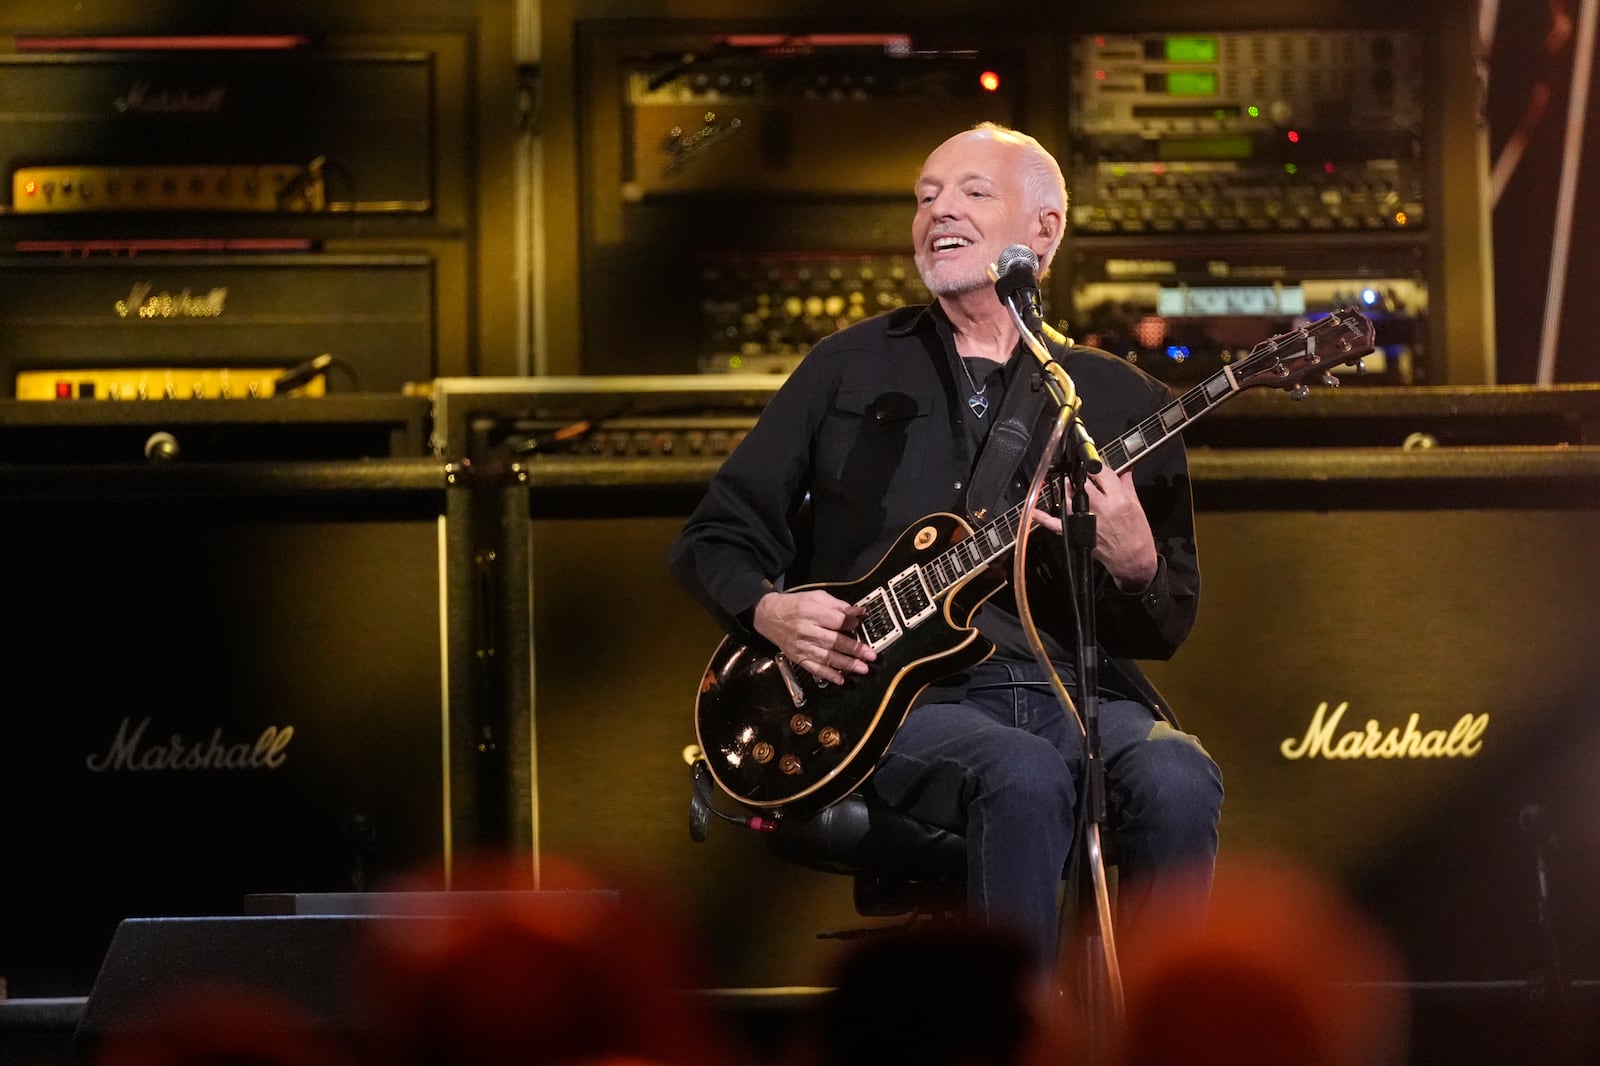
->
[0,2,1596,1063]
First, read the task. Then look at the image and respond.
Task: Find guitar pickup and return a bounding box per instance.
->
[888,566,936,628]
[856,588,903,651]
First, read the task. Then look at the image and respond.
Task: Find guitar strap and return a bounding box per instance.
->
[959,331,1188,731]
[963,324,1070,521]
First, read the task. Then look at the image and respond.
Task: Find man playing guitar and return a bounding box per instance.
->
[670,123,1224,977]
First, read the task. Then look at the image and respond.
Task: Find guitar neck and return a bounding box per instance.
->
[922,363,1244,597]
[1099,362,1245,474]
[882,309,1374,629]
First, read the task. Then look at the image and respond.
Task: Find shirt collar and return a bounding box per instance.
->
[897,300,1040,388]
[884,301,939,338]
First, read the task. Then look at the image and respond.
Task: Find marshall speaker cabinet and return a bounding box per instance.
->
[438,379,1600,1000]
[0,445,460,997]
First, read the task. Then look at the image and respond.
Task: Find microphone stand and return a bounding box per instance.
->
[1000,299,1124,1046]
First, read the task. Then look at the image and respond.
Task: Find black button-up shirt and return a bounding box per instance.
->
[669,302,1200,703]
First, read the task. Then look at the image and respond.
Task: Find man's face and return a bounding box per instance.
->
[912,132,1037,299]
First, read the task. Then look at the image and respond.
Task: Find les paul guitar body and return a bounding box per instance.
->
[694,308,1377,820]
[695,512,1000,820]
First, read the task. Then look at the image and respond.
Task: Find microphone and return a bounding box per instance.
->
[993,244,1045,333]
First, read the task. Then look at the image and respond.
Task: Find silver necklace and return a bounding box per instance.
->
[959,357,991,418]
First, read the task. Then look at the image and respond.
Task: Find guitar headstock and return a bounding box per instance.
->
[1230,309,1377,396]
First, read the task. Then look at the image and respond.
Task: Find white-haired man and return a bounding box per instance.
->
[671,124,1222,974]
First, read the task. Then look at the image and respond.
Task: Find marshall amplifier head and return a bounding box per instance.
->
[0,253,437,399]
[0,44,449,217]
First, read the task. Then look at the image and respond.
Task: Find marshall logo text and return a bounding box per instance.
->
[113,80,228,115]
[116,282,228,319]
[1280,701,1489,761]
[85,716,294,773]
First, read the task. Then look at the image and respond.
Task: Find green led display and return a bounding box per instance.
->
[1165,36,1218,63]
[1166,71,1218,96]
[1158,135,1253,161]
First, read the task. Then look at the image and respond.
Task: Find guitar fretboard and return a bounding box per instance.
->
[917,363,1240,600]
[1100,365,1240,472]
[912,308,1369,604]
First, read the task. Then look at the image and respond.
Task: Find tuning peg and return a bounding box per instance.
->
[1289,383,1310,400]
[1321,372,1340,388]
[1355,358,1367,376]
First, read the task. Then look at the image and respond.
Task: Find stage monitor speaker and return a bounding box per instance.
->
[76,890,678,1066]
[75,916,380,1057]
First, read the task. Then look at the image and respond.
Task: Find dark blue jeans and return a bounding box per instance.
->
[865,657,1224,972]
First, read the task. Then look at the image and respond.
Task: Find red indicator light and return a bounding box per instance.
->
[1287,130,1300,143]
[1095,68,1107,80]
[979,70,1001,92]
[55,381,72,399]
[1324,162,1336,174]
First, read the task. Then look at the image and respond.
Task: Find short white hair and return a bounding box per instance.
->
[969,122,1067,273]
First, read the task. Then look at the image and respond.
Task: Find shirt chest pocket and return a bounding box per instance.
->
[816,386,932,488]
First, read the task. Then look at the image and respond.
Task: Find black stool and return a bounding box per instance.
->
[688,749,1116,934]
[764,791,968,922]
[688,750,968,926]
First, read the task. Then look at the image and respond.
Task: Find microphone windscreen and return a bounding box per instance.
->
[996,244,1039,278]
[994,244,1042,309]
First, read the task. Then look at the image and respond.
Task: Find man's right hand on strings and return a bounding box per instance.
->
[753,590,877,684]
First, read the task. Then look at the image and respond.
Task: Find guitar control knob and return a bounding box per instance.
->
[779,754,803,776]
[752,742,775,764]
[790,714,814,735]
[818,727,842,748]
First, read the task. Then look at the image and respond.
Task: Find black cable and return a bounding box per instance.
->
[273,353,360,394]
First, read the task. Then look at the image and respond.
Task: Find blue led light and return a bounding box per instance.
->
[1166,345,1191,363]
[1361,288,1379,306]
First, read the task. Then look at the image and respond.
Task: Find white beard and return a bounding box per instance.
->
[914,252,992,297]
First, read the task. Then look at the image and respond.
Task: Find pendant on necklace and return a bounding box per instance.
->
[968,393,990,418]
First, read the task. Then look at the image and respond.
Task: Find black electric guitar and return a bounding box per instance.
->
[694,309,1376,819]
